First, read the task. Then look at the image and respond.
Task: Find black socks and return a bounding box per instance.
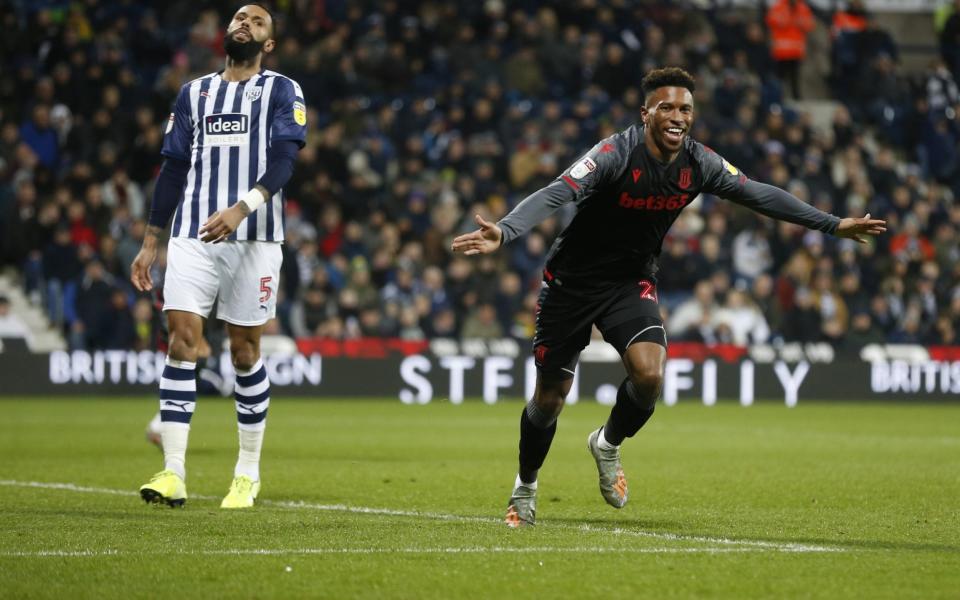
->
[518,401,558,484]
[602,377,656,446]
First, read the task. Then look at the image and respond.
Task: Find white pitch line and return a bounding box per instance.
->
[257,497,838,553]
[0,480,841,553]
[1,546,759,558]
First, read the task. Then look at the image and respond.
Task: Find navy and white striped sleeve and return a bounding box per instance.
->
[270,78,307,148]
[161,85,193,161]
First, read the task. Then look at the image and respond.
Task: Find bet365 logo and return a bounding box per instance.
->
[204,113,248,146]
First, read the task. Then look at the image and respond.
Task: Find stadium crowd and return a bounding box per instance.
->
[1,0,959,353]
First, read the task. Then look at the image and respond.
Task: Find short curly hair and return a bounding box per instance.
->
[239,3,276,36]
[641,67,696,99]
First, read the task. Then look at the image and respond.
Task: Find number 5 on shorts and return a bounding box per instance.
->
[259,276,272,303]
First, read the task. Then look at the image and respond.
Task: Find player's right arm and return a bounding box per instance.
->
[131,86,193,292]
[451,133,629,256]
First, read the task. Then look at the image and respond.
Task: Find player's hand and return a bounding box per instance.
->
[200,203,248,243]
[130,244,157,292]
[451,214,503,256]
[835,213,887,244]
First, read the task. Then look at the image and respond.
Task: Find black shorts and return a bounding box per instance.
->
[532,276,666,378]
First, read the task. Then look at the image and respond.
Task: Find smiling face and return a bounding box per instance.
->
[640,86,694,162]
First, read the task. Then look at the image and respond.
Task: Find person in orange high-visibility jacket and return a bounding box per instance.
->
[766,0,815,99]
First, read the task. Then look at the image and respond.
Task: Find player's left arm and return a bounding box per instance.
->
[201,78,307,243]
[699,146,886,242]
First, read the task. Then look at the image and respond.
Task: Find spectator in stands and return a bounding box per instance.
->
[711,288,771,346]
[843,310,884,352]
[890,306,923,344]
[461,302,503,340]
[855,53,909,144]
[397,305,425,341]
[668,280,718,343]
[924,59,960,115]
[926,314,956,345]
[766,0,815,99]
[832,0,869,39]
[131,297,157,351]
[2,180,41,269]
[101,169,145,220]
[751,273,783,336]
[19,104,59,170]
[41,226,81,328]
[103,288,136,349]
[812,271,850,345]
[940,0,960,79]
[782,286,821,342]
[855,13,899,67]
[732,225,773,287]
[890,215,935,264]
[72,260,114,349]
[290,282,333,338]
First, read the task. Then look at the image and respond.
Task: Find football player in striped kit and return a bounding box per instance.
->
[130,3,306,509]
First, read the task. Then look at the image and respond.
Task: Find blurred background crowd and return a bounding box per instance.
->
[1,0,959,354]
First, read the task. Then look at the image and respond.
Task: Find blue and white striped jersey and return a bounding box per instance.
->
[161,69,307,242]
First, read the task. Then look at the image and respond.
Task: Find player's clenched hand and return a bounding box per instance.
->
[200,203,248,243]
[451,214,503,256]
[835,213,887,244]
[130,245,157,292]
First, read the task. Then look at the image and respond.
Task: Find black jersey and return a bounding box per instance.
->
[498,124,839,289]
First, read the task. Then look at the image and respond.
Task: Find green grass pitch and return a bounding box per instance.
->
[1,397,958,599]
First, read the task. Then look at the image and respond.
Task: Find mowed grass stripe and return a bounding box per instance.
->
[0,479,841,553]
[0,547,771,558]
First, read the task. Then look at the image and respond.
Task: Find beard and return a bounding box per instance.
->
[224,30,265,62]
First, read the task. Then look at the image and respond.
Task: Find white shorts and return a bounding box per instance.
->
[163,238,282,326]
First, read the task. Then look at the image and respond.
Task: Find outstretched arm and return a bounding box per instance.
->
[729,180,886,242]
[451,180,576,255]
[450,214,504,256]
[452,131,633,256]
[834,213,887,242]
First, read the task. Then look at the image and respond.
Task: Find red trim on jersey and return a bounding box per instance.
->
[561,175,580,190]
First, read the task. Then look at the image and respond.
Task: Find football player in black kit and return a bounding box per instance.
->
[451,67,886,528]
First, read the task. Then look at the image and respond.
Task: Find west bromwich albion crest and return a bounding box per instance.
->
[245,87,262,102]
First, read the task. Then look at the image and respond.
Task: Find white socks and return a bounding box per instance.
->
[233,359,270,482]
[159,357,197,479]
[597,428,618,451]
[162,423,190,480]
[515,474,538,490]
[235,423,265,481]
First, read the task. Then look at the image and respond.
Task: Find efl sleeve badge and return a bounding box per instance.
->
[293,101,306,126]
